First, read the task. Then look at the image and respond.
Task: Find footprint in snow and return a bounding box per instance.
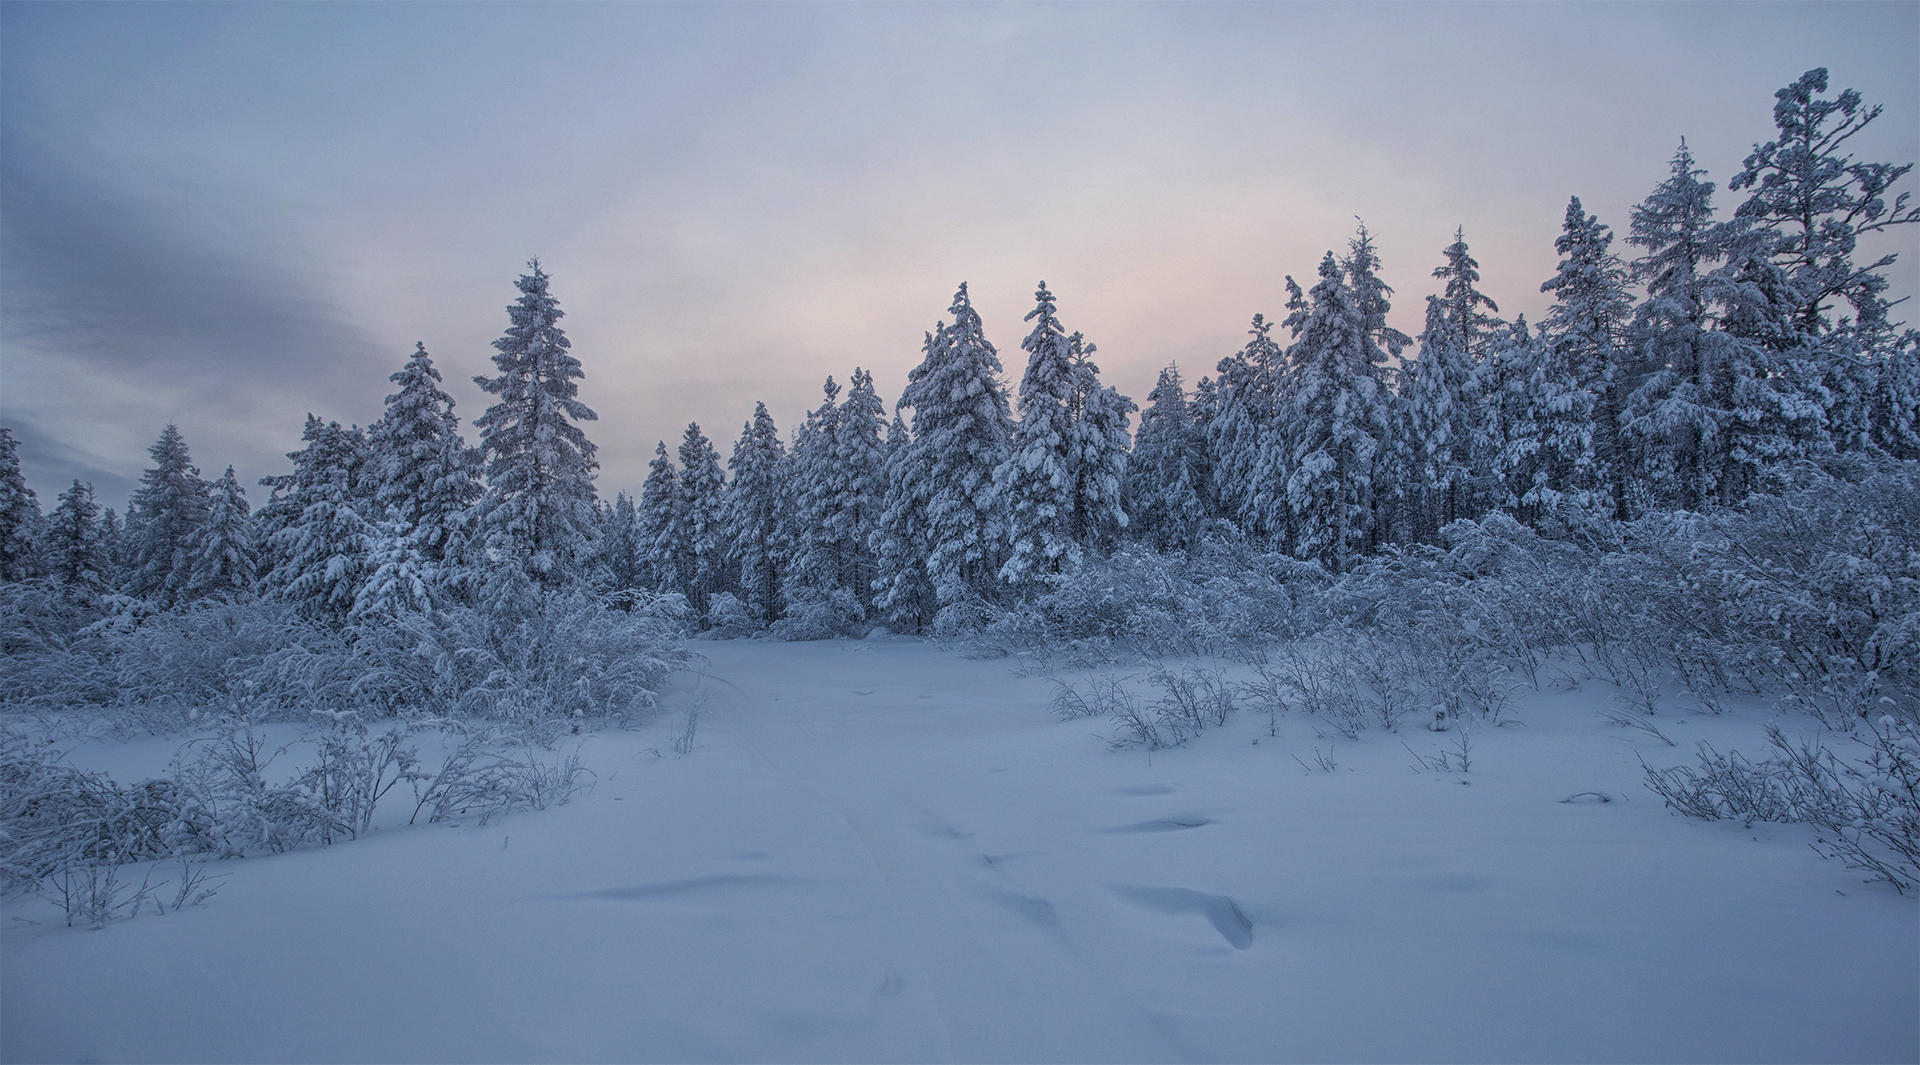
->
[1097,815,1213,834]
[1110,885,1255,950]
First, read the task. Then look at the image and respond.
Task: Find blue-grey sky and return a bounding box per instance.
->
[3,1,1916,509]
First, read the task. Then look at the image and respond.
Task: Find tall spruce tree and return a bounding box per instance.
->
[1211,314,1285,541]
[676,422,727,613]
[1125,364,1211,551]
[1432,227,1503,361]
[188,465,257,601]
[635,441,684,594]
[1068,346,1135,554]
[1400,297,1482,540]
[46,479,107,598]
[127,424,210,605]
[1281,253,1389,569]
[722,402,789,623]
[997,282,1082,588]
[872,401,936,631]
[894,284,1013,612]
[785,378,846,606]
[1540,196,1636,518]
[369,342,481,567]
[472,260,599,588]
[831,368,888,608]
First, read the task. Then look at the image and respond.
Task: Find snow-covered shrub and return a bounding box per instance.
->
[701,592,757,639]
[1646,716,1920,892]
[987,539,1323,658]
[770,588,864,641]
[395,589,687,723]
[106,598,324,726]
[0,580,117,715]
[1146,664,1236,736]
[409,732,592,824]
[0,728,220,926]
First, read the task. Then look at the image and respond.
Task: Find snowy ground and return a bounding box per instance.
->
[3,637,1915,1063]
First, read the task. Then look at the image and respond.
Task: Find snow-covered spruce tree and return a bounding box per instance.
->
[1431,226,1503,361]
[97,507,127,591]
[591,491,646,602]
[1399,297,1482,541]
[1210,313,1286,543]
[0,428,42,582]
[1873,335,1920,459]
[784,377,846,607]
[367,342,481,568]
[350,511,433,623]
[996,282,1082,589]
[676,422,728,614]
[1068,343,1134,554]
[635,441,684,593]
[722,401,788,624]
[1346,222,1414,362]
[871,406,936,631]
[472,260,600,589]
[897,284,1013,617]
[187,465,257,601]
[45,479,108,599]
[266,446,372,625]
[1621,140,1787,511]
[1488,317,1605,527]
[256,416,370,584]
[831,368,888,609]
[126,424,210,606]
[1125,364,1211,552]
[1281,252,1389,570]
[1539,195,1636,518]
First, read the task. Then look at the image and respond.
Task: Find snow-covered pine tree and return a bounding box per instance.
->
[1539,196,1636,518]
[1068,342,1135,554]
[126,424,210,606]
[1124,364,1211,551]
[472,260,600,588]
[0,428,42,582]
[187,465,257,601]
[635,441,684,594]
[896,284,1013,614]
[677,422,728,613]
[368,342,481,568]
[831,368,888,608]
[1400,297,1481,541]
[45,479,108,598]
[722,402,788,624]
[1341,226,1413,542]
[1281,252,1389,570]
[1489,317,1604,527]
[1730,67,1920,341]
[996,282,1082,588]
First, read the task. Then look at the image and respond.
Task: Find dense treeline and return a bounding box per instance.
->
[0,67,1914,695]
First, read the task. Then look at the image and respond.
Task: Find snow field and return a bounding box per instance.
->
[3,637,1915,1063]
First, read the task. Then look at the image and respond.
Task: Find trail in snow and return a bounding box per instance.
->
[3,637,1916,1063]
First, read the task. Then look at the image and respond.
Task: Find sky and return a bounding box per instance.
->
[2,1,1916,510]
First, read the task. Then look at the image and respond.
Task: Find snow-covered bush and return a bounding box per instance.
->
[0,580,117,715]
[1645,716,1920,892]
